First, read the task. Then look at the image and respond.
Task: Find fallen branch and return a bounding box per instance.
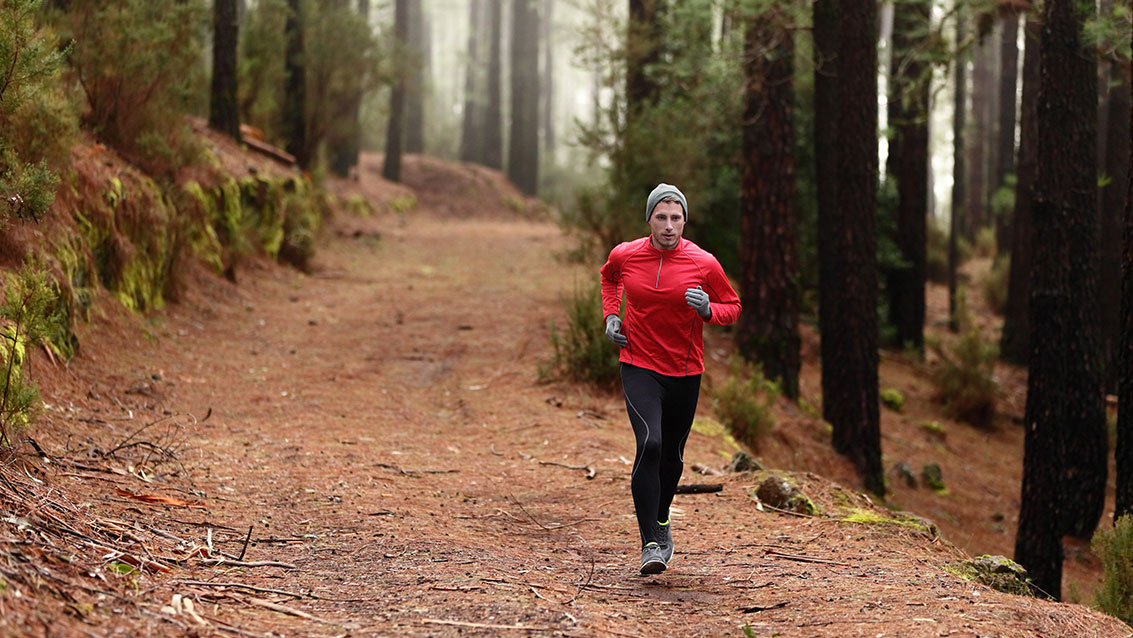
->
[242,596,329,624]
[176,580,304,599]
[422,618,554,631]
[674,483,722,494]
[238,525,253,561]
[374,463,458,476]
[537,460,596,480]
[200,558,296,569]
[765,549,851,566]
[741,601,789,613]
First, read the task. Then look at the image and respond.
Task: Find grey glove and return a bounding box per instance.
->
[605,314,628,348]
[685,286,711,320]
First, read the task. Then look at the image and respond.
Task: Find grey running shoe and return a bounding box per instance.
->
[640,542,667,575]
[656,519,674,563]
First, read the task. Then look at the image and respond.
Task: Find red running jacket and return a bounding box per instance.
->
[600,236,741,376]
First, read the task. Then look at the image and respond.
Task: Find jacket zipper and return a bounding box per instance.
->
[655,254,663,288]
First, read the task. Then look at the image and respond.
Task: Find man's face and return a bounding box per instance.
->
[648,200,685,250]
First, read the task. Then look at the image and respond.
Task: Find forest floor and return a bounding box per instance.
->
[1,150,1130,637]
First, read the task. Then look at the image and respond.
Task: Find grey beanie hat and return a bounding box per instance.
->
[645,183,688,221]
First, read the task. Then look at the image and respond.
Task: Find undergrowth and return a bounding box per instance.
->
[1094,515,1133,625]
[0,266,65,446]
[927,288,999,429]
[539,282,620,389]
[712,357,779,451]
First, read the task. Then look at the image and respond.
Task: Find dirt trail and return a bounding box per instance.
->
[13,172,1131,637]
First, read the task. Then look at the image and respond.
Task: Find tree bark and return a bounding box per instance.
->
[283,0,307,168]
[460,0,485,163]
[1015,0,1104,599]
[967,32,991,240]
[817,0,884,497]
[1118,47,1133,523]
[483,0,503,169]
[405,0,427,155]
[886,0,929,352]
[739,6,800,401]
[1000,13,1039,366]
[330,0,372,178]
[210,0,241,142]
[949,2,966,333]
[1101,59,1131,391]
[507,0,539,195]
[383,0,410,182]
[994,8,1019,252]
[541,0,555,154]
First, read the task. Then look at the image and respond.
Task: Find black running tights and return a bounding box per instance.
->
[620,363,701,547]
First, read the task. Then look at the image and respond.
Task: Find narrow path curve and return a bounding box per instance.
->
[68,203,1128,637]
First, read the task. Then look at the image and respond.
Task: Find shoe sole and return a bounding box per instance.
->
[640,559,667,575]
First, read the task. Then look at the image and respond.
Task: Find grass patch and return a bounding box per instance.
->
[1094,515,1133,624]
[538,282,620,389]
[712,357,779,451]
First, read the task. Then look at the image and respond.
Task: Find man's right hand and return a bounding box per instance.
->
[605,315,628,348]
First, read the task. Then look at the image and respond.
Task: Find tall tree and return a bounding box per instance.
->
[507,0,539,195]
[949,2,966,333]
[967,32,992,240]
[283,0,307,168]
[461,0,485,163]
[383,0,410,181]
[484,0,503,169]
[1101,51,1131,391]
[886,0,930,352]
[738,5,800,400]
[626,0,662,118]
[1118,18,1133,521]
[405,0,428,154]
[330,0,372,177]
[816,0,884,496]
[541,0,555,154]
[1000,12,1040,366]
[210,0,241,141]
[994,7,1019,251]
[1015,0,1105,599]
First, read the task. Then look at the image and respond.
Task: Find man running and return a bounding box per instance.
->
[600,183,741,574]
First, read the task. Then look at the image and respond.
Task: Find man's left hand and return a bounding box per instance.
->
[685,286,711,320]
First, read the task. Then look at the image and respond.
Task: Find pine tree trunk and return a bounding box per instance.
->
[283,0,307,168]
[507,0,539,195]
[739,7,800,401]
[209,0,241,141]
[949,2,966,333]
[886,0,929,352]
[815,0,841,381]
[330,0,371,178]
[383,0,410,182]
[541,0,555,154]
[994,9,1019,252]
[817,0,884,497]
[1101,59,1131,391]
[1118,51,1133,522]
[405,0,427,155]
[1000,14,1039,366]
[1015,0,1104,599]
[460,0,485,163]
[483,0,503,169]
[967,34,991,240]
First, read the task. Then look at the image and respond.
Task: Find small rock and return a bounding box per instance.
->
[893,462,917,488]
[922,463,946,491]
[728,451,762,473]
[959,555,1032,596]
[308,319,318,326]
[755,475,815,515]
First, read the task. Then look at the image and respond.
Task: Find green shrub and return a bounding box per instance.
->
[713,357,779,451]
[983,254,1009,315]
[880,387,905,412]
[928,289,998,429]
[974,226,997,258]
[0,0,76,226]
[55,0,208,176]
[539,282,620,389]
[1094,515,1133,624]
[1,266,66,446]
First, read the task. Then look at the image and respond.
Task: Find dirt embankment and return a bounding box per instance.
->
[0,150,1129,637]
